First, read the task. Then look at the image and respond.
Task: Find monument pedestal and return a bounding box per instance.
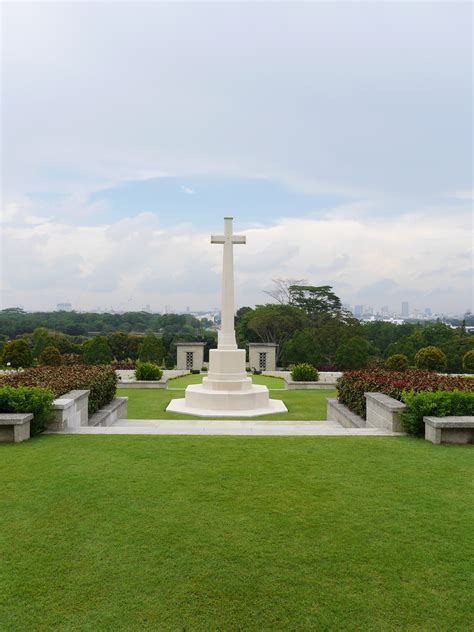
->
[166,348,287,417]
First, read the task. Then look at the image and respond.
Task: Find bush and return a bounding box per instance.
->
[291,363,319,382]
[335,337,369,370]
[415,346,447,372]
[83,336,113,365]
[384,354,409,371]
[190,369,200,375]
[39,346,63,366]
[135,362,162,381]
[462,349,474,373]
[0,386,55,435]
[337,368,474,419]
[2,339,33,368]
[401,390,474,436]
[0,365,117,415]
[164,354,175,369]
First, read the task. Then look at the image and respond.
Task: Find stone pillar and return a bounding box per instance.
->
[248,343,277,371]
[175,343,206,370]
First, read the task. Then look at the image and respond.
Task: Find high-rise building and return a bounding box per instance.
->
[56,303,72,312]
[401,302,409,318]
[354,305,364,318]
[424,307,432,317]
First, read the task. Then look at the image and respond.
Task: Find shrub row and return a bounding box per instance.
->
[0,365,117,415]
[337,368,474,419]
[135,362,162,381]
[400,390,474,437]
[0,386,55,435]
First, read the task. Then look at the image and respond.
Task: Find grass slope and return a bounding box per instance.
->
[168,373,285,389]
[1,435,472,630]
[118,387,336,420]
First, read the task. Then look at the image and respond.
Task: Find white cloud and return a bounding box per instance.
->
[1,208,471,314]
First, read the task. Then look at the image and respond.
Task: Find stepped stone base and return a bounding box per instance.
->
[166,347,287,417]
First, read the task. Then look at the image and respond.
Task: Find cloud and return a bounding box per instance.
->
[1,208,471,314]
[181,186,195,195]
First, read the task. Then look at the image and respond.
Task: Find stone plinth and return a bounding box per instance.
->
[48,390,89,431]
[167,347,287,417]
[176,342,206,371]
[248,343,277,372]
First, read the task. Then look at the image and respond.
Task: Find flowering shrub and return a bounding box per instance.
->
[0,365,117,415]
[337,368,474,419]
[415,346,447,372]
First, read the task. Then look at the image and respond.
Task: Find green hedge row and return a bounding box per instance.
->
[0,386,55,435]
[401,391,474,436]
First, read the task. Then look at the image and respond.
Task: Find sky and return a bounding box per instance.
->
[1,1,473,315]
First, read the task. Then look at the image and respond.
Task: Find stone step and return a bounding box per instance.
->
[52,418,404,437]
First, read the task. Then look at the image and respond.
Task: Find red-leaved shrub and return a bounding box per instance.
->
[0,365,117,414]
[337,368,474,418]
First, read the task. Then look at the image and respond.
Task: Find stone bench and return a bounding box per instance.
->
[424,416,474,445]
[0,413,33,443]
[88,397,128,427]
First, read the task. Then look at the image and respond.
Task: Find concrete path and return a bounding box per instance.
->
[55,418,404,436]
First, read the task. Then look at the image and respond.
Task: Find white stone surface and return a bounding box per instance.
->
[54,418,402,436]
[166,217,287,417]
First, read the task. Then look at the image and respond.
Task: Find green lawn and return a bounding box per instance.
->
[118,387,336,420]
[1,435,472,630]
[168,373,285,389]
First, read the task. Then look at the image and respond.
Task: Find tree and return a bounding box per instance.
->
[243,304,309,362]
[32,327,54,359]
[264,278,307,304]
[288,285,342,317]
[462,349,474,372]
[138,334,165,364]
[39,345,63,366]
[2,339,33,368]
[281,329,322,367]
[83,336,113,365]
[415,346,447,372]
[335,337,370,370]
[108,332,132,361]
[384,354,409,371]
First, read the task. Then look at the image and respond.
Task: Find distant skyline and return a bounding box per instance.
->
[2,2,472,313]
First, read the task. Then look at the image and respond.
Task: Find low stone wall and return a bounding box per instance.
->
[287,381,336,390]
[0,413,33,443]
[424,416,474,445]
[89,397,128,427]
[48,390,89,431]
[118,380,167,389]
[365,393,406,432]
[326,398,366,428]
[117,369,189,388]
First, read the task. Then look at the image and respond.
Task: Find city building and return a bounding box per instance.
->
[401,302,409,318]
[56,303,72,312]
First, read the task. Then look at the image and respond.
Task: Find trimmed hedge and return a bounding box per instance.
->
[135,362,162,381]
[337,368,474,419]
[291,363,319,382]
[0,365,117,415]
[401,390,474,437]
[0,386,55,435]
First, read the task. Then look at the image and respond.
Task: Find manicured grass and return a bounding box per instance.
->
[1,435,472,630]
[168,373,285,389]
[118,387,336,420]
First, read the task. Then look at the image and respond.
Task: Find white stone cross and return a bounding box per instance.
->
[211,217,246,350]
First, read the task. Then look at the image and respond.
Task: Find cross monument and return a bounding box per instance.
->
[211,217,245,350]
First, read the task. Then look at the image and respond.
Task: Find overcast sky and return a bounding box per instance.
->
[2,1,472,314]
